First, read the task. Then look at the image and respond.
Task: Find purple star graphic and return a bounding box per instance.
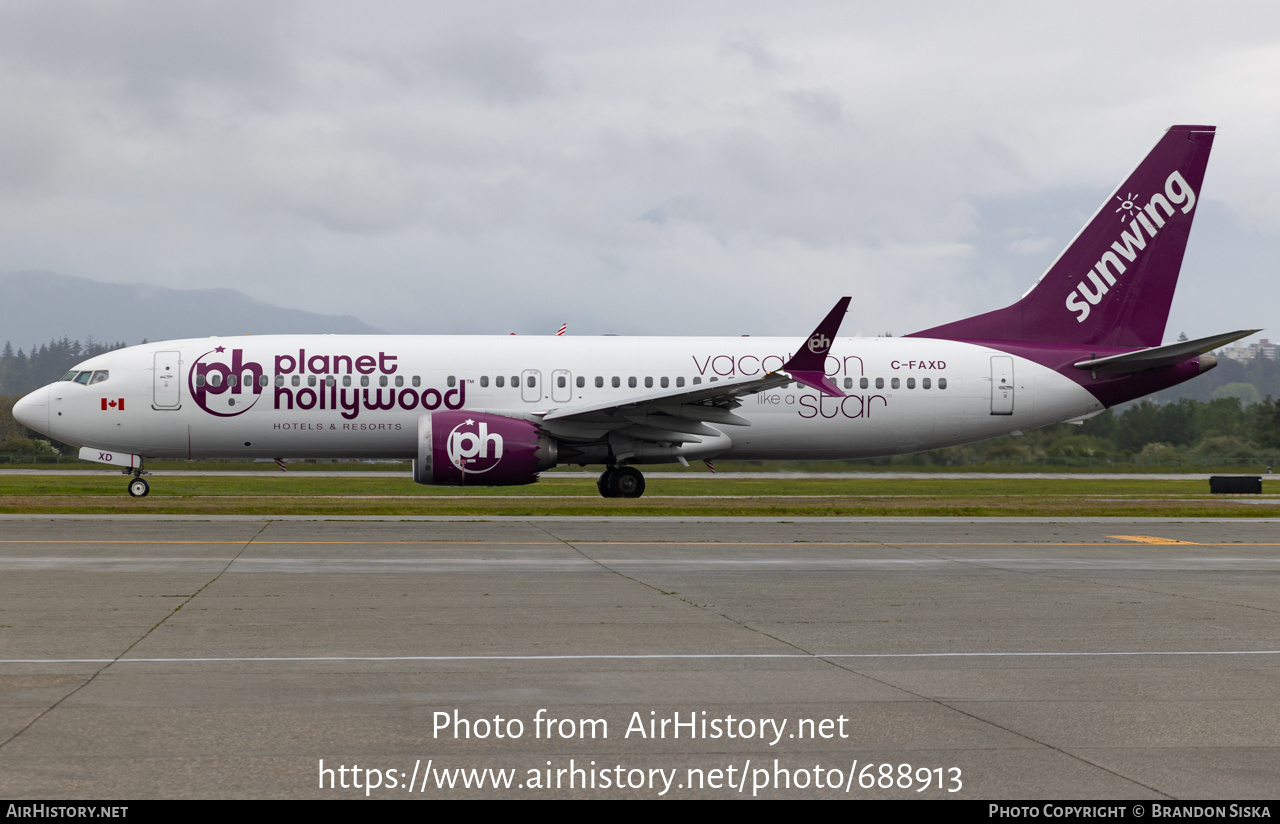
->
[214,346,226,353]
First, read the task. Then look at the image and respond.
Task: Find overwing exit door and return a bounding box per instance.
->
[521,370,541,403]
[551,370,572,403]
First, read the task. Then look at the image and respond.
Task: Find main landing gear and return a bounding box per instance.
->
[597,465,645,499]
[124,469,150,498]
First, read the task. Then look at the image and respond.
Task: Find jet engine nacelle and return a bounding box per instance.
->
[414,411,558,486]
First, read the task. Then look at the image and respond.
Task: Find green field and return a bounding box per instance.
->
[0,473,1275,517]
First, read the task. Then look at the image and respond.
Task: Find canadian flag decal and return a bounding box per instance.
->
[100,398,125,411]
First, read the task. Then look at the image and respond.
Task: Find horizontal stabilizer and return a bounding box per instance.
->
[1073,329,1260,374]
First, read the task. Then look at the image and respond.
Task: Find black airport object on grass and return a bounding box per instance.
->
[1209,475,1262,494]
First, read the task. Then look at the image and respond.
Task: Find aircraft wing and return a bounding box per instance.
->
[538,372,793,443]
[534,297,851,446]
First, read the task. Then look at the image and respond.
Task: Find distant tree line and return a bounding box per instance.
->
[0,337,128,397]
[1148,353,1280,404]
[871,396,1280,469]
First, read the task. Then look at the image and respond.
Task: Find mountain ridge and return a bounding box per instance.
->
[0,271,382,348]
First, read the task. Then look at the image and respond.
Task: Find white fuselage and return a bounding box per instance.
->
[26,334,1103,463]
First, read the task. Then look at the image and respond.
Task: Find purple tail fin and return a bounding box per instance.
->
[910,125,1215,348]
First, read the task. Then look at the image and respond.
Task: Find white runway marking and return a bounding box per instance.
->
[4,650,1279,664]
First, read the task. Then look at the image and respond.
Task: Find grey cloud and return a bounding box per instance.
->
[783,88,846,128]
[0,0,292,100]
[420,27,553,104]
[639,195,714,228]
[718,30,786,71]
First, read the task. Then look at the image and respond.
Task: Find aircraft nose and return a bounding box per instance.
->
[11,386,50,435]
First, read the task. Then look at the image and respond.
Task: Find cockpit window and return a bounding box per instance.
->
[88,371,109,385]
[73,372,92,385]
[60,371,78,381]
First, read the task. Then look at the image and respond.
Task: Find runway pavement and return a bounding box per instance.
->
[0,516,1277,799]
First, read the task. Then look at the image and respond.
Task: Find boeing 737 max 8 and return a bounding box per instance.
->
[11,125,1256,498]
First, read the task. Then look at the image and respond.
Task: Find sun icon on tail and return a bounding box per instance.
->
[1115,192,1139,220]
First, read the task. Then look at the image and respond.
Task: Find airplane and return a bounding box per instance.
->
[11,124,1256,499]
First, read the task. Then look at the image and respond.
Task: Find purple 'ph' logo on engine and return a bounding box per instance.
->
[446,418,505,474]
[189,347,265,418]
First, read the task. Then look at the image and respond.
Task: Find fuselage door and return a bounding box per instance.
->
[154,350,182,409]
[551,369,572,403]
[521,369,541,403]
[990,356,1014,415]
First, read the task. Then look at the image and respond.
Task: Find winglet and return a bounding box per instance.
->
[781,297,850,396]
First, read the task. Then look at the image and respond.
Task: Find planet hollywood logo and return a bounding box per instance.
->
[189,347,465,420]
[445,419,505,474]
[807,333,831,354]
[189,347,264,418]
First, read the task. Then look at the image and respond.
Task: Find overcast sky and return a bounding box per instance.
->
[0,1,1277,342]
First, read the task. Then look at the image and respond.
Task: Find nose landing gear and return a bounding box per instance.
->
[597,465,645,498]
[123,467,150,498]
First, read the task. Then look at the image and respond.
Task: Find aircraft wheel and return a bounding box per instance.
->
[597,468,618,498]
[127,477,150,498]
[610,466,646,499]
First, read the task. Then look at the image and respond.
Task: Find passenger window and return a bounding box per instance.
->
[693,377,701,385]
[612,377,620,388]
[860,378,869,389]
[195,375,206,387]
[448,376,457,387]
[628,377,637,388]
[378,375,387,387]
[907,377,915,389]
[644,377,653,388]
[595,376,603,388]
[510,376,518,387]
[89,371,109,385]
[480,376,489,388]
[710,377,719,383]
[676,377,685,387]
[557,376,566,388]
[661,377,669,388]
[526,375,535,388]
[290,375,299,387]
[576,376,585,388]
[74,371,92,385]
[891,378,900,389]
[923,377,931,389]
[939,378,948,389]
[843,377,853,389]
[412,376,421,387]
[275,375,284,387]
[395,375,404,387]
[343,375,352,387]
[308,375,317,387]
[360,376,369,387]
[61,371,78,381]
[875,377,884,389]
[325,376,335,387]
[211,374,223,387]
[495,376,505,388]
